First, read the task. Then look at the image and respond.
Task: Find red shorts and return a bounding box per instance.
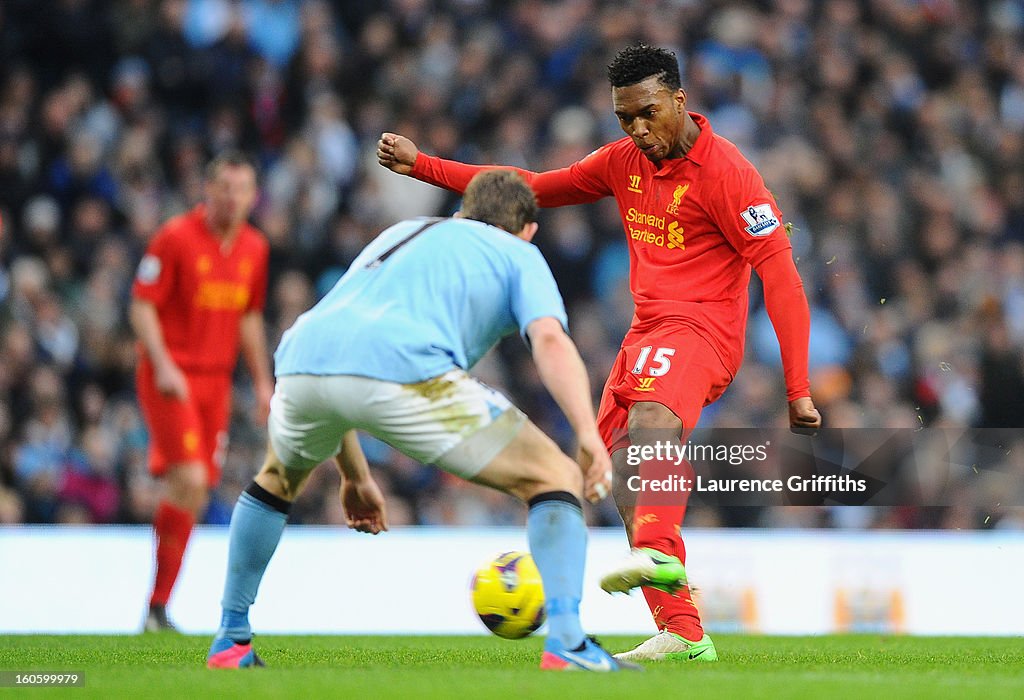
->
[596,322,733,454]
[136,358,232,485]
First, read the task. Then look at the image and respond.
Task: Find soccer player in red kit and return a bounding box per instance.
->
[378,44,821,661]
[130,151,272,632]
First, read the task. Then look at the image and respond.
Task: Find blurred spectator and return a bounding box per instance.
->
[57,426,120,524]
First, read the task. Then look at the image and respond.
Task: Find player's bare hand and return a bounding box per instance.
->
[154,360,189,400]
[341,477,389,535]
[789,396,822,435]
[377,132,418,175]
[576,431,613,504]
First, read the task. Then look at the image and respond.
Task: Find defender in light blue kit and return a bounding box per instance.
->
[206,170,634,673]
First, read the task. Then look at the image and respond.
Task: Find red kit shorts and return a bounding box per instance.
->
[596,321,733,454]
[136,358,232,485]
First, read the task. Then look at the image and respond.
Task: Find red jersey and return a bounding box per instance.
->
[132,205,269,373]
[412,112,810,399]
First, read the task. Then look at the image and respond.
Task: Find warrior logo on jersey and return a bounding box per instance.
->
[740,203,780,237]
[636,377,656,392]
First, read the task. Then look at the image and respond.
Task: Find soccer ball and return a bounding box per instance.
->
[471,551,546,639]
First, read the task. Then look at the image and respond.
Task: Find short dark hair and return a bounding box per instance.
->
[205,149,257,181]
[460,170,538,234]
[607,44,681,90]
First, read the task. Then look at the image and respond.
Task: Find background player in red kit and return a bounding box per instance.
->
[130,151,272,632]
[378,44,821,661]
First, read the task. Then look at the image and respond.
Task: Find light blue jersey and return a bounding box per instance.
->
[274,217,569,382]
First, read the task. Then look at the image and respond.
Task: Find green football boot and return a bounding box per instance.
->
[599,547,688,594]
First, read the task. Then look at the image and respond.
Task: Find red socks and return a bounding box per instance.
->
[632,459,705,642]
[638,536,704,641]
[149,500,196,608]
[632,457,692,553]
[633,504,687,555]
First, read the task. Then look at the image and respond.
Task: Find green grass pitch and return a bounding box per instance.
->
[1,634,1023,699]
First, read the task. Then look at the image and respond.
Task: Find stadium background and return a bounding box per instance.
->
[1,0,1023,536]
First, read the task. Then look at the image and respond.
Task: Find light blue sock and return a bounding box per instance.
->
[216,488,288,642]
[527,493,587,649]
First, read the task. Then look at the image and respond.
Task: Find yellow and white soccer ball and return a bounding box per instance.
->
[471,551,546,639]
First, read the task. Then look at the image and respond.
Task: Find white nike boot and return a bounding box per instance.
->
[614,631,718,662]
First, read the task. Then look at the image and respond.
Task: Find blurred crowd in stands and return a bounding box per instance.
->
[1,0,1022,529]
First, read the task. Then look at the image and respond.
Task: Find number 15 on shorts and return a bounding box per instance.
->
[631,346,676,376]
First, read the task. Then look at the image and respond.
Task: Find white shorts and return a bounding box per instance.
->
[268,369,527,479]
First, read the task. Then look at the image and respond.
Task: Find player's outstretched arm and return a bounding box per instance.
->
[378,131,503,194]
[526,317,612,502]
[335,431,389,534]
[377,132,606,207]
